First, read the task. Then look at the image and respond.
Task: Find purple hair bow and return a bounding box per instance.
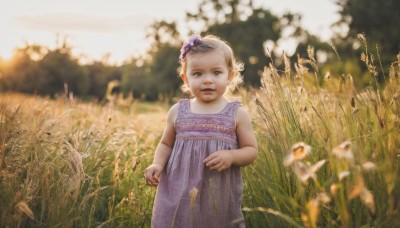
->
[179,35,201,61]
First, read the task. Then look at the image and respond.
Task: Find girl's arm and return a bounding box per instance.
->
[204,106,258,171]
[144,104,178,186]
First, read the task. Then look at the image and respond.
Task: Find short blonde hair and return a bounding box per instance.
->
[178,35,244,94]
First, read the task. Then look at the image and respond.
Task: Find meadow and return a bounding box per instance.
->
[1,46,399,227]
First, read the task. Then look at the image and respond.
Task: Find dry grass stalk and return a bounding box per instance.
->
[15,201,35,220]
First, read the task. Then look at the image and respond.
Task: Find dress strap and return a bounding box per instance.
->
[177,99,189,118]
[223,101,241,118]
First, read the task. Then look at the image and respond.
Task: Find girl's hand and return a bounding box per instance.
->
[144,164,163,187]
[203,150,233,172]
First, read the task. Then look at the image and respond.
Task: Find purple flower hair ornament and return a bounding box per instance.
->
[179,35,202,61]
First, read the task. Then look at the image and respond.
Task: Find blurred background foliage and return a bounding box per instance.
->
[0,0,399,101]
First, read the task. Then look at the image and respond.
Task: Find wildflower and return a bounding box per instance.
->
[307,199,319,225]
[293,160,326,184]
[348,175,376,213]
[190,187,198,209]
[301,199,319,228]
[360,188,375,214]
[317,192,331,204]
[349,175,365,199]
[293,162,311,183]
[284,142,312,167]
[324,72,331,80]
[338,170,350,181]
[330,184,338,196]
[332,140,354,161]
[309,160,326,174]
[362,161,376,171]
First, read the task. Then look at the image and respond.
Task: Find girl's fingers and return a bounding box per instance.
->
[205,157,219,167]
[147,176,159,187]
[210,161,224,171]
[203,155,213,164]
[209,163,217,170]
[149,179,158,186]
[204,154,229,171]
[214,164,226,172]
[144,169,159,187]
[206,160,216,168]
[155,170,162,179]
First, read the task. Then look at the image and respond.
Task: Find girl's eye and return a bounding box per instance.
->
[193,72,202,77]
[214,71,222,76]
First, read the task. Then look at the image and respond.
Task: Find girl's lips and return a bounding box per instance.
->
[201,88,215,91]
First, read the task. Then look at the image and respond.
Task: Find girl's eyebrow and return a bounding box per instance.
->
[211,66,225,71]
[189,68,203,72]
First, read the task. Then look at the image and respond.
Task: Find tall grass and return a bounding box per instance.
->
[1,38,399,227]
[242,42,400,227]
[0,95,166,227]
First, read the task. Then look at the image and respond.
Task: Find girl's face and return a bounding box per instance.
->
[182,50,231,104]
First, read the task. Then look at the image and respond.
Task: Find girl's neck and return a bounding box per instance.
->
[190,97,228,114]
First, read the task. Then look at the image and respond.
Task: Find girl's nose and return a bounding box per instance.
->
[203,74,213,83]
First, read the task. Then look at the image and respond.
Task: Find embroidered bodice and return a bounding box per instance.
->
[175,99,240,144]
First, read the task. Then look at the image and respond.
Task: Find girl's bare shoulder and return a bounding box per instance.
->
[166,103,180,123]
[236,105,251,122]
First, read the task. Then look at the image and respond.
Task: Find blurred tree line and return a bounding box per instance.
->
[0,0,399,101]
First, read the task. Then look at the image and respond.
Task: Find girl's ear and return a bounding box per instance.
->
[228,70,234,82]
[180,74,188,84]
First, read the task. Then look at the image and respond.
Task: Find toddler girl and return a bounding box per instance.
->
[144,34,258,228]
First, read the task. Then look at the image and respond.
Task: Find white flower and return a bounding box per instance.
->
[284,142,312,167]
[332,140,354,161]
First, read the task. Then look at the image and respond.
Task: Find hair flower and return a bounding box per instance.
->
[179,35,201,61]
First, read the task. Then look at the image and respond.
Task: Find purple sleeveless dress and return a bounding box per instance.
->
[151,99,245,228]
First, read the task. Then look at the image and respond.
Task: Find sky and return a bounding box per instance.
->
[0,0,340,65]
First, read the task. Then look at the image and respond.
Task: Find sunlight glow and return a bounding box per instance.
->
[0,48,13,61]
[0,0,338,65]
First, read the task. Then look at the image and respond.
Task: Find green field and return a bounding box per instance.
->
[1,53,399,227]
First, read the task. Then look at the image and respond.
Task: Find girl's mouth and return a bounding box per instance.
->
[201,88,215,92]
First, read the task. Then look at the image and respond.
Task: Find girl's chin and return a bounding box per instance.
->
[196,96,223,103]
